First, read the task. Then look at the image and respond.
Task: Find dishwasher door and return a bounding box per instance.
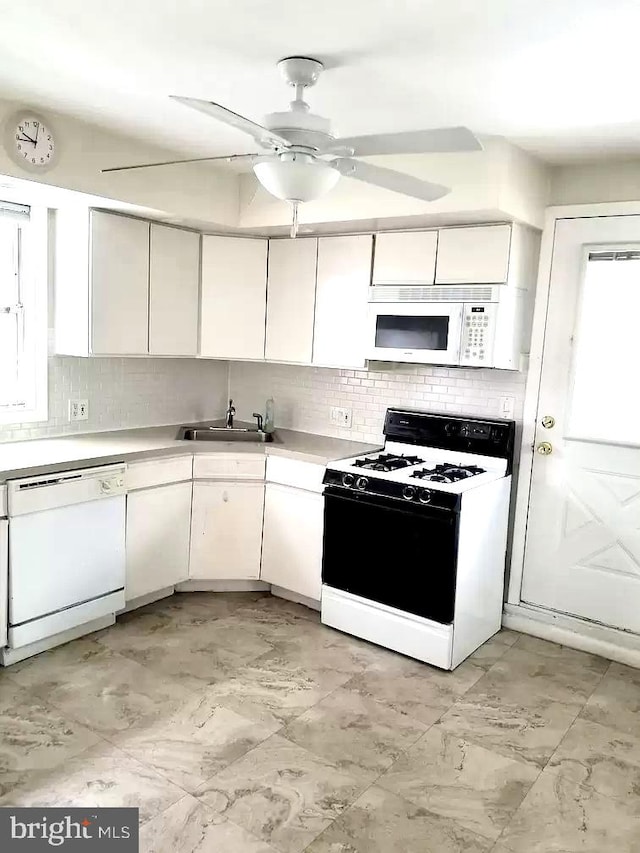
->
[8,465,126,648]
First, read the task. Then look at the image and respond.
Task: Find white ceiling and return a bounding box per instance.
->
[1,0,640,165]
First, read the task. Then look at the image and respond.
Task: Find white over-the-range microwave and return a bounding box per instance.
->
[367,284,531,369]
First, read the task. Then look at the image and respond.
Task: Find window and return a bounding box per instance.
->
[0,201,47,424]
[567,250,640,445]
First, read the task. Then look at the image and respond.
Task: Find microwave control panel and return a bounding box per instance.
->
[460,304,498,366]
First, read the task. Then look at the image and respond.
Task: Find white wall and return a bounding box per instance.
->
[230,361,527,445]
[0,357,228,443]
[0,97,240,228]
[550,159,640,205]
[238,139,550,231]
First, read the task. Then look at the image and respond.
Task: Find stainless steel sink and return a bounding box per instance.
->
[177,425,274,443]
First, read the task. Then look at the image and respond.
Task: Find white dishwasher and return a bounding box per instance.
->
[6,464,126,654]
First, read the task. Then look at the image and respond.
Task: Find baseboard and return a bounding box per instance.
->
[120,586,175,613]
[174,579,270,592]
[503,603,640,668]
[270,585,320,612]
[0,615,115,666]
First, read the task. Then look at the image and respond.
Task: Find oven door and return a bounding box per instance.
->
[322,487,459,624]
[367,302,463,364]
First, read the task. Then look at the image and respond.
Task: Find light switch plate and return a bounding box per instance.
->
[68,399,89,422]
[330,406,352,428]
[500,396,515,419]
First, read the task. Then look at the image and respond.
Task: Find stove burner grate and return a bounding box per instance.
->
[411,464,485,484]
[353,453,424,473]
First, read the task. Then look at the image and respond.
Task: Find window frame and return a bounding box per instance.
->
[0,204,48,425]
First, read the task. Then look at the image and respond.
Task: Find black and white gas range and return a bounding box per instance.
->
[321,408,515,670]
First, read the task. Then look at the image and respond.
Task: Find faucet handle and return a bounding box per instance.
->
[252,412,264,432]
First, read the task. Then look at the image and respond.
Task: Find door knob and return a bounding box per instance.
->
[537,442,553,455]
[541,415,555,429]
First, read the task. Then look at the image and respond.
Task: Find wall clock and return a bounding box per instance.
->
[4,112,57,172]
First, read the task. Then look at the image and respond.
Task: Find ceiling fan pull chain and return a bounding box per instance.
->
[290,201,299,238]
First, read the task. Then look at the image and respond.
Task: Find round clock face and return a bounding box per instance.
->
[13,115,55,168]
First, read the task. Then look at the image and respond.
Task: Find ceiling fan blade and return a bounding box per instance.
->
[332,158,450,202]
[102,153,257,173]
[330,127,482,156]
[170,95,291,150]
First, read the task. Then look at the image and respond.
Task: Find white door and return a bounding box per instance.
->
[373,231,437,284]
[261,483,323,601]
[149,224,200,356]
[126,482,192,601]
[521,215,640,632]
[190,481,265,579]
[265,237,318,363]
[200,236,268,360]
[90,211,150,354]
[435,224,511,284]
[313,235,373,368]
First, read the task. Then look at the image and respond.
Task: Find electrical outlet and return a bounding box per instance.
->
[500,396,515,419]
[330,406,352,428]
[68,399,89,422]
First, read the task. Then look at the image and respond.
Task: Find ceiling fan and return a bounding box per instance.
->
[104,56,482,235]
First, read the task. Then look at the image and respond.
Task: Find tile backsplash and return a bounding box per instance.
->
[231,360,528,444]
[0,357,229,442]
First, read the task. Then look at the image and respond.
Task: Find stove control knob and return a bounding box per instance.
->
[355,476,369,491]
[419,488,433,504]
[342,473,355,487]
[402,485,416,501]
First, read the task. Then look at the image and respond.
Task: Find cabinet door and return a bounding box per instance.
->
[313,235,373,368]
[373,231,437,284]
[90,211,150,354]
[149,224,200,355]
[265,238,317,363]
[190,481,264,579]
[0,519,7,648]
[200,236,268,359]
[261,483,323,601]
[126,481,192,601]
[435,224,511,285]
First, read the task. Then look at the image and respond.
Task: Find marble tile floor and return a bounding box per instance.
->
[1,591,639,852]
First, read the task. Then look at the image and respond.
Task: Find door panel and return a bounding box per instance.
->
[261,483,323,600]
[312,235,373,368]
[126,482,192,600]
[90,212,149,355]
[522,216,640,632]
[265,238,317,363]
[200,236,267,359]
[190,481,264,579]
[149,224,200,356]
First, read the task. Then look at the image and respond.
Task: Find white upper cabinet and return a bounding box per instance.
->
[435,224,511,285]
[313,235,373,368]
[91,211,150,355]
[149,224,200,356]
[373,231,438,284]
[55,209,199,357]
[200,236,268,360]
[265,238,318,363]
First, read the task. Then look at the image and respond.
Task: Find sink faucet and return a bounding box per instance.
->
[225,398,235,429]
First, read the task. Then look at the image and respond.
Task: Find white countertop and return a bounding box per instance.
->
[0,423,381,481]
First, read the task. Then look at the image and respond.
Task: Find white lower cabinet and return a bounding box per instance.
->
[125,481,192,601]
[0,519,7,648]
[261,483,324,602]
[189,481,265,580]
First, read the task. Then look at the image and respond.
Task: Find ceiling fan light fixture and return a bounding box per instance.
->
[253,154,340,203]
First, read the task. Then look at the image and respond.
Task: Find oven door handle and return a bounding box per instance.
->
[323,486,457,521]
